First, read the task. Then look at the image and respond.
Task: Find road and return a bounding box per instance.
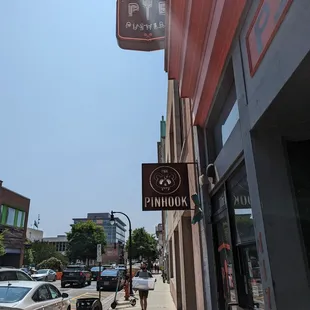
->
[53,280,115,309]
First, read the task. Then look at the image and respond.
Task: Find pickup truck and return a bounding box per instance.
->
[61,265,92,288]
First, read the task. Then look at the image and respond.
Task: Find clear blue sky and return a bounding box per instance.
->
[0,1,167,237]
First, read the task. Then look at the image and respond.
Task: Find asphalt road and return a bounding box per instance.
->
[53,280,115,309]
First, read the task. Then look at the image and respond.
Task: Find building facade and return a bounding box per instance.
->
[0,181,30,267]
[26,228,43,242]
[73,213,126,245]
[162,80,205,310]
[164,1,310,309]
[155,223,163,267]
[43,235,68,255]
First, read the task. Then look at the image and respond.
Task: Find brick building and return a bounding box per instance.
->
[162,80,204,310]
[0,181,30,267]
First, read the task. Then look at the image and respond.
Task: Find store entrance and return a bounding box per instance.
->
[287,139,310,283]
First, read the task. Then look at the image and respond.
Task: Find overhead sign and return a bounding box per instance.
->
[246,0,293,76]
[142,163,190,211]
[97,244,102,263]
[116,0,166,51]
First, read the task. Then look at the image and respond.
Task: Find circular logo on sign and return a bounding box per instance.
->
[149,166,181,195]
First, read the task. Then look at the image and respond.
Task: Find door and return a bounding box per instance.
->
[287,140,310,282]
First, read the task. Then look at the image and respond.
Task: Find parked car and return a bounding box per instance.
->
[97,269,125,291]
[31,269,56,282]
[0,280,70,309]
[0,267,33,281]
[61,265,91,288]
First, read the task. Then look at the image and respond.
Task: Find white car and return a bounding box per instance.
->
[31,269,56,282]
[0,280,70,309]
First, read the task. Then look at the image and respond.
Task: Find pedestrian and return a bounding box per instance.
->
[135,262,153,310]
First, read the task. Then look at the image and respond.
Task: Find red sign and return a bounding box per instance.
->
[116,0,166,51]
[246,0,293,76]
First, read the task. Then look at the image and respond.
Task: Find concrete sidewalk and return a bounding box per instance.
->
[145,274,176,309]
[103,274,176,310]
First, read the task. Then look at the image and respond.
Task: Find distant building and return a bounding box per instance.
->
[26,228,43,242]
[43,235,68,255]
[72,213,126,245]
[0,181,30,267]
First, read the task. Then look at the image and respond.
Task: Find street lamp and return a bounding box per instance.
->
[110,210,133,296]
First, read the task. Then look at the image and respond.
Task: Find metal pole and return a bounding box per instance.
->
[111,211,133,296]
[98,262,101,300]
[129,222,133,296]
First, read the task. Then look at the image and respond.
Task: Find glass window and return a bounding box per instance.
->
[216,217,237,304]
[33,285,50,302]
[17,210,25,228]
[48,285,61,299]
[16,271,32,281]
[0,286,31,303]
[6,207,15,226]
[213,82,239,156]
[222,100,239,146]
[227,165,255,244]
[226,165,264,309]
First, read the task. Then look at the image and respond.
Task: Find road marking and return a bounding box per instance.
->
[70,293,89,301]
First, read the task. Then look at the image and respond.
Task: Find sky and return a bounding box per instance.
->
[0,1,167,237]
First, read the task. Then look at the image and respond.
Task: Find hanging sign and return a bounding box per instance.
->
[116,0,166,51]
[142,163,190,211]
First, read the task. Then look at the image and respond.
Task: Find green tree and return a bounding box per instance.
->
[37,257,62,271]
[0,231,6,257]
[67,221,107,264]
[23,240,34,266]
[32,241,58,265]
[54,252,69,266]
[126,228,158,262]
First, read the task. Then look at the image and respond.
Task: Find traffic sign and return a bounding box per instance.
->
[97,244,102,263]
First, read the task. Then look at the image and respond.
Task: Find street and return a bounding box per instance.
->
[53,280,115,309]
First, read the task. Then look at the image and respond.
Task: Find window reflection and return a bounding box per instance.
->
[227,165,264,309]
[222,100,239,146]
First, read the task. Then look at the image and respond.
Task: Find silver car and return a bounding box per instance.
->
[31,269,56,282]
[0,280,70,309]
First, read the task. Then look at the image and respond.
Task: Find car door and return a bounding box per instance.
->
[47,284,66,310]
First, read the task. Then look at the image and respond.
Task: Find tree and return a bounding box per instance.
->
[67,221,107,264]
[37,257,62,271]
[23,239,34,266]
[32,241,59,265]
[0,231,5,257]
[126,228,158,262]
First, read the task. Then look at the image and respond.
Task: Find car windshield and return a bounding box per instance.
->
[65,266,83,271]
[0,286,31,303]
[37,269,48,274]
[91,267,100,271]
[101,270,118,276]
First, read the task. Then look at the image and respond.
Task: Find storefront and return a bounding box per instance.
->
[164,0,310,309]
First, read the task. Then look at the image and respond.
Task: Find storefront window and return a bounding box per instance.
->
[227,165,264,309]
[216,217,237,304]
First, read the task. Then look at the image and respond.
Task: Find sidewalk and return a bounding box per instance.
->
[103,274,176,310]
